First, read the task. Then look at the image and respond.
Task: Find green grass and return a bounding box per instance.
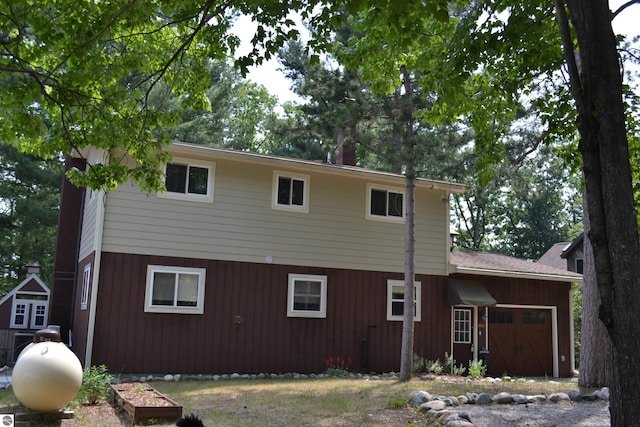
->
[149,377,573,427]
[0,376,577,426]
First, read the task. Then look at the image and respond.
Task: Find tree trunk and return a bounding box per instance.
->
[556,1,640,424]
[399,65,416,381]
[578,191,607,388]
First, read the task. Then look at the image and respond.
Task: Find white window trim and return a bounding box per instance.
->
[453,308,472,344]
[272,171,310,213]
[11,302,28,329]
[366,183,405,223]
[144,265,206,314]
[287,273,327,318]
[386,280,421,321]
[157,158,215,203]
[31,303,48,329]
[81,264,91,310]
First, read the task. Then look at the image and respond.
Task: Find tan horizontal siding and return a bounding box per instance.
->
[78,194,97,260]
[101,157,448,275]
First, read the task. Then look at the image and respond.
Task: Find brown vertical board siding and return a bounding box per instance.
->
[449,273,573,377]
[0,296,11,326]
[90,253,572,376]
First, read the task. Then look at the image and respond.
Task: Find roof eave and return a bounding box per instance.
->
[169,142,467,194]
[451,265,583,284]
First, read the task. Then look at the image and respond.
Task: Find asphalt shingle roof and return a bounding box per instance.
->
[537,242,571,270]
[450,250,582,282]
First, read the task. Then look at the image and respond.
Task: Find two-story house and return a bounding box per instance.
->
[50,142,581,377]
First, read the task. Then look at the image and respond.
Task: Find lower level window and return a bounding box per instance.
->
[386,280,421,321]
[287,274,327,318]
[145,266,206,314]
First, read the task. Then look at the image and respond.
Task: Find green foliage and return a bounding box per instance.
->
[443,352,466,376]
[573,288,582,369]
[76,365,113,405]
[0,145,63,295]
[323,356,352,377]
[386,395,408,409]
[0,0,319,191]
[468,360,487,379]
[412,354,426,375]
[165,60,280,152]
[426,359,444,376]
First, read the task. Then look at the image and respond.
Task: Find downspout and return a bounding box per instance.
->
[444,187,452,275]
[84,189,107,366]
[473,307,478,361]
[449,308,454,374]
[569,283,577,375]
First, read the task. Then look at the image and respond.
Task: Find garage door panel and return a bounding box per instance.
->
[488,308,552,377]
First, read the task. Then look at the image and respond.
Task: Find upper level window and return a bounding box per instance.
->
[144,265,206,314]
[366,184,404,222]
[287,274,327,318]
[387,280,421,321]
[158,158,215,203]
[575,259,584,274]
[272,171,309,213]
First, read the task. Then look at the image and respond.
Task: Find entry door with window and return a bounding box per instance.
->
[453,308,473,368]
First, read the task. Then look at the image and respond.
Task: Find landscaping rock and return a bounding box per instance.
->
[444,396,460,406]
[511,394,528,404]
[475,393,492,405]
[492,392,513,404]
[594,387,609,400]
[409,390,432,407]
[568,390,582,401]
[548,392,570,402]
[443,413,474,426]
[419,400,446,412]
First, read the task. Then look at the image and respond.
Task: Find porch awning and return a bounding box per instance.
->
[448,279,496,306]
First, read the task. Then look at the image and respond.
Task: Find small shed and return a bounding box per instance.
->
[0,262,50,365]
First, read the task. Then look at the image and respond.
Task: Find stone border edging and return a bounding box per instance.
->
[410,383,610,426]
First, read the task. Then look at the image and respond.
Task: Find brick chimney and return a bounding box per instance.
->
[336,133,356,166]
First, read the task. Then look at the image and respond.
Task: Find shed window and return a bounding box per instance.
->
[32,304,47,328]
[12,303,27,328]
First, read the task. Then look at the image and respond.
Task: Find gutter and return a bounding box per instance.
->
[450,265,583,284]
[169,142,467,194]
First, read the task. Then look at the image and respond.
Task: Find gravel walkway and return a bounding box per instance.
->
[456,400,610,426]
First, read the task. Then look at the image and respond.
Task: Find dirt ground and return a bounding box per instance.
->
[56,397,611,426]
